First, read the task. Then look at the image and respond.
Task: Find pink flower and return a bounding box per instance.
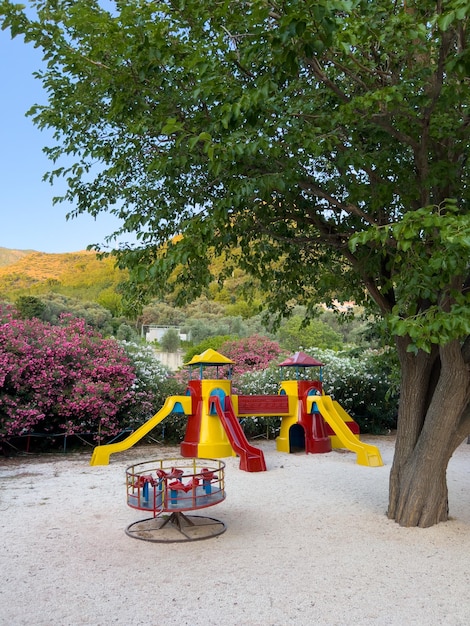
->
[0,311,140,441]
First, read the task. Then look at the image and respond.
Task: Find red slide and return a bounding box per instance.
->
[210,396,266,472]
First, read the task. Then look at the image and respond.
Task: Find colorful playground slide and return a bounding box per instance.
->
[308,395,383,467]
[210,395,267,472]
[90,396,192,466]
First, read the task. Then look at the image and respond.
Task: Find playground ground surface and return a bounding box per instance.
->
[1,434,470,626]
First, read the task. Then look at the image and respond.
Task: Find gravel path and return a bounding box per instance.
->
[1,435,470,625]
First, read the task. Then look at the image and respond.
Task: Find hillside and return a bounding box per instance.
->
[0,249,128,302]
[0,247,37,268]
[0,246,259,312]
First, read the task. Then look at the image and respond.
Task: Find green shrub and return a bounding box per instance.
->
[306,347,399,434]
[119,341,186,427]
[150,411,188,445]
[183,335,234,363]
[238,348,399,435]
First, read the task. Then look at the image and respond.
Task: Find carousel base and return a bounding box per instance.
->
[125,511,226,543]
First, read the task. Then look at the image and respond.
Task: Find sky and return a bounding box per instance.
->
[0,27,129,254]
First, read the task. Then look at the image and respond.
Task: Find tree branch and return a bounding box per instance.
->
[304,57,350,103]
[298,181,379,226]
[342,247,395,314]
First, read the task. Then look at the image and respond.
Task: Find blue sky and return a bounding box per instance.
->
[0,28,127,254]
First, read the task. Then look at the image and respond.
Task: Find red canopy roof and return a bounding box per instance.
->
[278,351,324,367]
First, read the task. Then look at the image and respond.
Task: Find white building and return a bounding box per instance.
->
[141,325,188,343]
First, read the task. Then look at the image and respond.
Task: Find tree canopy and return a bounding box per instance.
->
[2,0,470,526]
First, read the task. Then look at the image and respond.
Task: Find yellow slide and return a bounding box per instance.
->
[307,395,383,467]
[90,396,192,466]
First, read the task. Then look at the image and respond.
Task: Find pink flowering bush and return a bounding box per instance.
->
[220,334,286,390]
[220,335,285,374]
[0,310,147,443]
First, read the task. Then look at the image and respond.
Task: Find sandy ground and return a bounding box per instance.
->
[1,435,470,626]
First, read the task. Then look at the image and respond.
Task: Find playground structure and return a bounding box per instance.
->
[125,457,226,542]
[90,349,383,470]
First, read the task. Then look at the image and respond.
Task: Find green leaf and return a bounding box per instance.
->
[438,11,456,31]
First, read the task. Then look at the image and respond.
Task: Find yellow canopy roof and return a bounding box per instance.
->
[185,348,235,366]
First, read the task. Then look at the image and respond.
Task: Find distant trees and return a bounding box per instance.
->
[160,327,180,353]
[182,315,248,345]
[15,296,46,320]
[14,293,113,329]
[182,335,235,364]
[5,293,139,340]
[140,301,187,327]
[277,315,344,352]
[96,287,123,317]
[140,294,373,352]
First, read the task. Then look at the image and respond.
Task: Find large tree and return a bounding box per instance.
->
[2,0,470,526]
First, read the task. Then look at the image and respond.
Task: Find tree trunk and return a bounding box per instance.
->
[388,339,470,527]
